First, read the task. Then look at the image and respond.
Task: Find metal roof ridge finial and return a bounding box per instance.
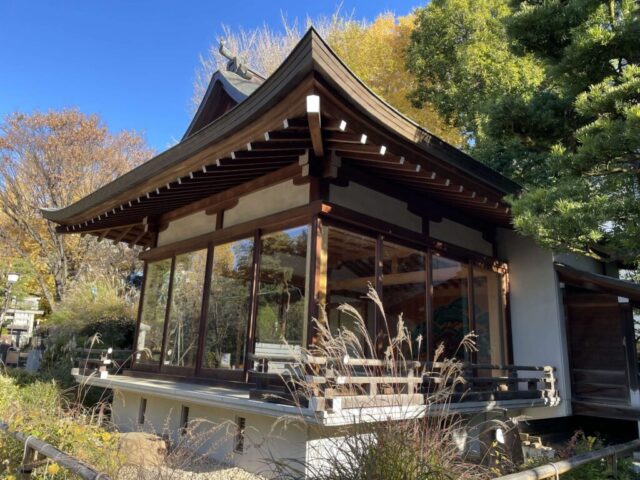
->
[219,38,253,80]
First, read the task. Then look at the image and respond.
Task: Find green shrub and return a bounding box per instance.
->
[37,328,77,389]
[520,431,636,479]
[35,276,138,390]
[78,317,135,350]
[0,373,122,479]
[557,431,635,480]
[49,276,137,333]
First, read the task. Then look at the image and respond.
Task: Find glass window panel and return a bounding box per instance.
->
[256,226,309,352]
[164,249,207,368]
[203,238,254,370]
[325,227,377,344]
[382,242,428,359]
[432,255,469,360]
[137,259,172,365]
[473,266,506,365]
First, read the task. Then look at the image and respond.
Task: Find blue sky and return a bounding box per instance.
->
[0,1,421,152]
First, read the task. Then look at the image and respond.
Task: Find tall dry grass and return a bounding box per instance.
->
[2,285,522,479]
[269,286,511,479]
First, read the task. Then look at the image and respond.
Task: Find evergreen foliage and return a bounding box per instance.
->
[409,0,640,264]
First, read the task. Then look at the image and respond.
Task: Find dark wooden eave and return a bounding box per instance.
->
[555,262,640,302]
[41,27,521,246]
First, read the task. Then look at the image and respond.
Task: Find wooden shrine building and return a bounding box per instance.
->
[42,28,640,477]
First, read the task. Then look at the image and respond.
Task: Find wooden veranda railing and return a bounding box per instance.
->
[0,421,111,479]
[73,348,134,376]
[495,438,640,479]
[248,353,558,412]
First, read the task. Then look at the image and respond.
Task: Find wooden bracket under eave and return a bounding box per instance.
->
[299,150,311,177]
[204,198,239,216]
[323,150,341,178]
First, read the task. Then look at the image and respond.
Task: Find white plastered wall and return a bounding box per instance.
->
[429,219,493,257]
[496,229,572,418]
[157,211,217,246]
[329,182,422,233]
[112,390,310,478]
[112,390,515,478]
[223,179,310,228]
[553,252,603,275]
[156,179,310,248]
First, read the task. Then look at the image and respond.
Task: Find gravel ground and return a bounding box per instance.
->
[117,462,265,479]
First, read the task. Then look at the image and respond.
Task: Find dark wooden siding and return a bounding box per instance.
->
[566,293,629,404]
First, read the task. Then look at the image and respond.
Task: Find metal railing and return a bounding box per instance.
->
[0,421,111,479]
[495,438,640,479]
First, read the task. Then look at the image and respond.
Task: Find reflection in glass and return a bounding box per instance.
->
[203,238,254,370]
[325,227,377,345]
[432,255,469,360]
[137,259,172,364]
[164,249,207,368]
[256,226,309,352]
[382,242,428,359]
[473,266,506,365]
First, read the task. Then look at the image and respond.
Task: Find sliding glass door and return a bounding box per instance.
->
[202,238,254,371]
[319,223,508,364]
[136,258,172,365]
[255,226,310,358]
[134,224,311,377]
[382,241,428,360]
[163,249,208,369]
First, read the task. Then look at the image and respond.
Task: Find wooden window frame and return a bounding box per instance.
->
[132,206,317,382]
[319,214,511,364]
[131,201,512,383]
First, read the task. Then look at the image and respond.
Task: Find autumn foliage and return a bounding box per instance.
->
[0,109,152,307]
[193,12,462,146]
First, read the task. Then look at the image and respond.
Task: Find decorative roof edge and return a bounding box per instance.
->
[41,27,520,226]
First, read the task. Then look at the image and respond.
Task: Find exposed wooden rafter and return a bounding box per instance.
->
[306,95,324,157]
[43,30,520,239]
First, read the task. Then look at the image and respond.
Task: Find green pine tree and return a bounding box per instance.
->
[408,0,640,264]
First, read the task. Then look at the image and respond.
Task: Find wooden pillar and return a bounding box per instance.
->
[467,262,477,364]
[243,229,262,381]
[425,251,434,361]
[159,256,176,370]
[132,261,149,366]
[195,243,214,374]
[306,216,326,349]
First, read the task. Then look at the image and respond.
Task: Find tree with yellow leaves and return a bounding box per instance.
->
[328,13,463,145]
[0,109,152,307]
[193,12,462,145]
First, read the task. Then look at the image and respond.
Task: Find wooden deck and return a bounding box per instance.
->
[74,349,559,424]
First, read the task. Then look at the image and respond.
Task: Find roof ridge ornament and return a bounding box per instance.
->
[219,39,253,80]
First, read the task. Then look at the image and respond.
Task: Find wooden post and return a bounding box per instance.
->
[0,422,111,480]
[605,452,618,477]
[19,440,36,479]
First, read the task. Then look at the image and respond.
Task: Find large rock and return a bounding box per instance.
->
[117,432,167,468]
